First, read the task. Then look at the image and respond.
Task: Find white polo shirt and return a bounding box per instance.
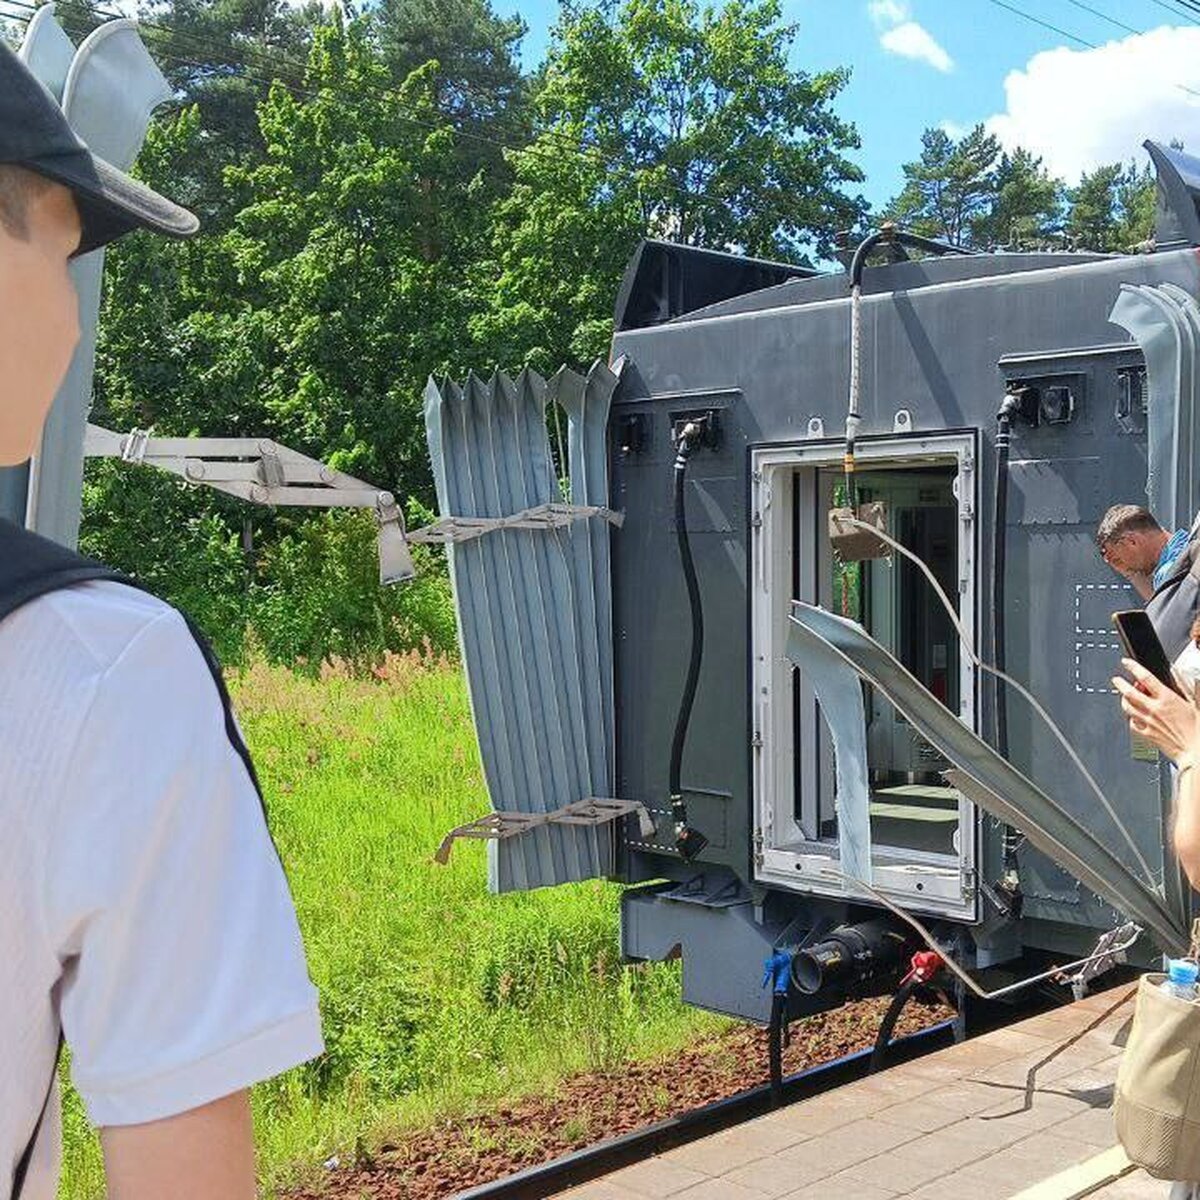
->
[1,580,323,1198]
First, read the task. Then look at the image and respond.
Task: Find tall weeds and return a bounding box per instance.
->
[58,658,719,1198]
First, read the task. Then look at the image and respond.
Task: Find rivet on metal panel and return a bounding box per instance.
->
[893,409,912,432]
[806,416,824,438]
[184,459,205,481]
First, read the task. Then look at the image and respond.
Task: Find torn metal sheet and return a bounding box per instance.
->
[554,360,621,785]
[25,17,173,546]
[0,11,172,540]
[794,636,873,884]
[1159,282,1200,522]
[786,602,1189,954]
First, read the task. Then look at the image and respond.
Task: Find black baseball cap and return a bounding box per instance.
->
[0,40,198,256]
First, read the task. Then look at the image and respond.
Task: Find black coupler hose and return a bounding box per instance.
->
[767,991,786,1105]
[993,391,1024,893]
[669,422,709,861]
[869,977,919,1074]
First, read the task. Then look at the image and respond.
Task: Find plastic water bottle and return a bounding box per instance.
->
[1161,959,1200,1001]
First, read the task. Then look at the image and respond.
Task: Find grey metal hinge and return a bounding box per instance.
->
[962,866,978,900]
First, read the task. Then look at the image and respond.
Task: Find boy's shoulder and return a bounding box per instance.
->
[0,520,183,678]
[1,577,181,682]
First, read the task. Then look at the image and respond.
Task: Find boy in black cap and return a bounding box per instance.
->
[0,41,322,1200]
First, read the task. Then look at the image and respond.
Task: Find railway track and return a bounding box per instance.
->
[453,1019,957,1200]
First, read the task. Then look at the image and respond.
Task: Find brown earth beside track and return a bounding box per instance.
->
[285,995,952,1200]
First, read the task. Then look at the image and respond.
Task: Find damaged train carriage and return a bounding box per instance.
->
[427,141,1200,1030]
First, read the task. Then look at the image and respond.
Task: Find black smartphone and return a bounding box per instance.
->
[1112,609,1181,693]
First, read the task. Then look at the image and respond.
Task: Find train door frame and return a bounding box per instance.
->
[750,431,981,921]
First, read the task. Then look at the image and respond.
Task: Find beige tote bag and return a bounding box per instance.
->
[1115,971,1200,1179]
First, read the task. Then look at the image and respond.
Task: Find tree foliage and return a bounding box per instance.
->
[884,122,1158,254]
[1066,161,1157,252]
[472,0,867,370]
[885,124,1064,249]
[68,0,1171,667]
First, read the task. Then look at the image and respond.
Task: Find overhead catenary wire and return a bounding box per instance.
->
[983,0,1200,101]
[1063,0,1157,41]
[1147,0,1200,26]
[980,0,1097,47]
[1060,0,1200,99]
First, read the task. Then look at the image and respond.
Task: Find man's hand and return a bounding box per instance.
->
[1112,657,1198,764]
[100,1091,255,1200]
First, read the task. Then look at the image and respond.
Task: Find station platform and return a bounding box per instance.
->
[556,983,1164,1200]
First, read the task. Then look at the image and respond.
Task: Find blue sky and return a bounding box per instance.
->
[491,0,1200,211]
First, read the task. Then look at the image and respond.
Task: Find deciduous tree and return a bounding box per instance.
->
[475,0,866,370]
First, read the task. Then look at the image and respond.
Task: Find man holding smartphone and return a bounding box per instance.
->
[1,43,322,1200]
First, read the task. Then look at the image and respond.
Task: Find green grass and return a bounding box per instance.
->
[59,657,722,1197]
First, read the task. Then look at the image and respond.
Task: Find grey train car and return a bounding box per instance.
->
[428,141,1200,1037]
[604,145,1200,1028]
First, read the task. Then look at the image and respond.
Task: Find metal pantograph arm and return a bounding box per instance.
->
[84,423,415,584]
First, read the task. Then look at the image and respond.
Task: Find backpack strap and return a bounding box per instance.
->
[0,519,127,623]
[11,1033,62,1200]
[0,519,268,1195]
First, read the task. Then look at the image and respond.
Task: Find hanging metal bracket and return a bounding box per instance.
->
[435,797,655,865]
[408,503,624,545]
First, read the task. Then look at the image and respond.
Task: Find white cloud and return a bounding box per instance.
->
[880,21,954,72]
[939,119,968,140]
[867,3,953,73]
[868,0,909,29]
[986,25,1200,181]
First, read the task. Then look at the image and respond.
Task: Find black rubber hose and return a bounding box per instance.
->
[843,226,975,509]
[993,403,1013,754]
[768,991,786,1106]
[848,226,974,290]
[669,427,707,858]
[869,977,920,1074]
[993,393,1023,877]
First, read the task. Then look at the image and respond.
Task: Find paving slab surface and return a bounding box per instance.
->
[554,983,1177,1200]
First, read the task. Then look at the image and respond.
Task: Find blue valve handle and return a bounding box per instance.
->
[762,950,791,995]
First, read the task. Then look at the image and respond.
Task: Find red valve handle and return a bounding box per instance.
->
[901,950,944,986]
